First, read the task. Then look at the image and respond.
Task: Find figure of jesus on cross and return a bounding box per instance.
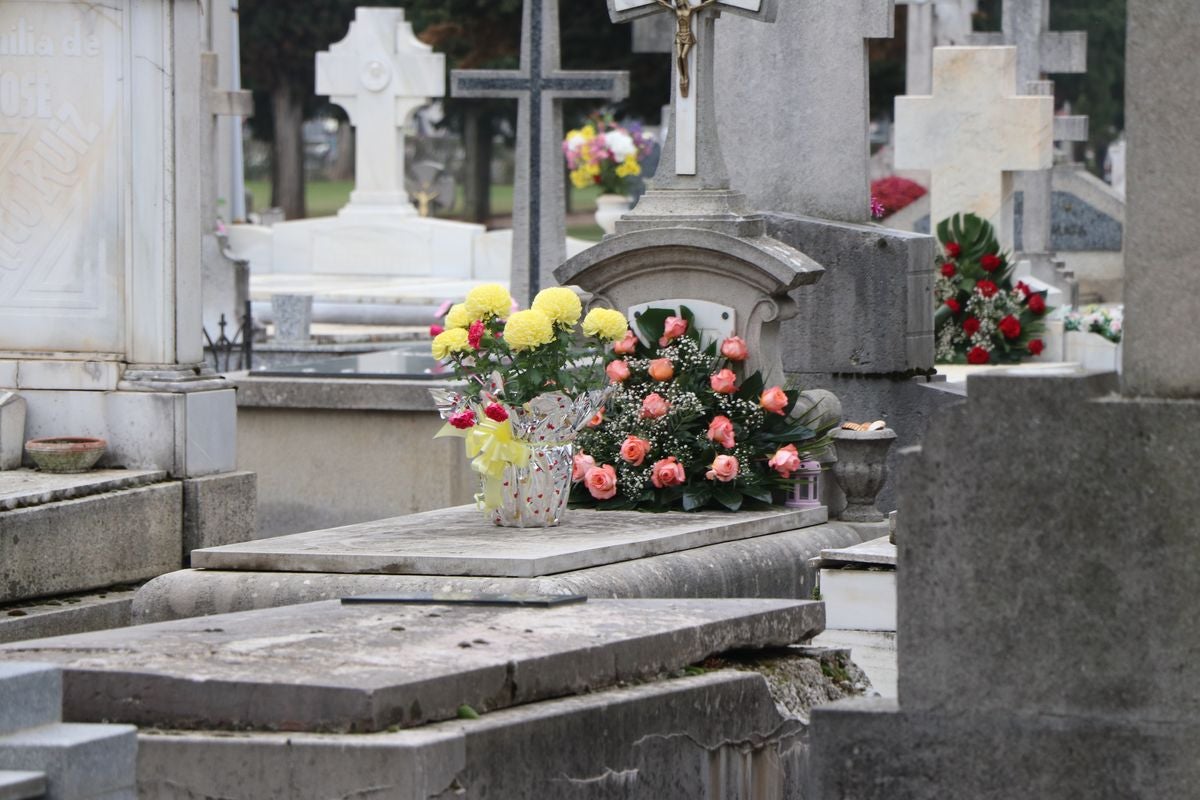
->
[654,0,718,98]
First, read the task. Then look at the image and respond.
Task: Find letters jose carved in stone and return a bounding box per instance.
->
[0,5,122,353]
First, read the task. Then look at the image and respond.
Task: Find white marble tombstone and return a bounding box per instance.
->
[894,46,1053,248]
[261,8,485,278]
[0,0,236,476]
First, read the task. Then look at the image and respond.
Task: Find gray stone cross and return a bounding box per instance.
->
[970,0,1087,291]
[609,0,777,187]
[451,0,629,305]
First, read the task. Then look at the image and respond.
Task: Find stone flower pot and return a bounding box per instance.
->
[831,428,897,523]
[25,437,107,474]
[593,194,632,235]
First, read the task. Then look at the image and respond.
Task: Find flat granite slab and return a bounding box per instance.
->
[820,537,897,567]
[0,598,824,734]
[0,469,168,512]
[192,504,828,578]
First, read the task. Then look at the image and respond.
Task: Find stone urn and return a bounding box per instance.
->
[593,194,632,235]
[831,428,897,523]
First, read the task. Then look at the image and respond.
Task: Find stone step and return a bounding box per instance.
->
[0,588,138,646]
[0,665,60,736]
[0,771,45,800]
[0,724,136,800]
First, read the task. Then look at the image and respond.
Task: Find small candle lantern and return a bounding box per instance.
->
[786,459,823,509]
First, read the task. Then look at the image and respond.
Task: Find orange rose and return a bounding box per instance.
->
[612,330,638,355]
[640,393,670,419]
[706,454,739,483]
[619,435,651,466]
[572,452,596,482]
[768,444,802,478]
[658,315,688,347]
[760,386,789,415]
[720,336,749,361]
[710,369,738,394]
[706,415,736,449]
[605,360,631,383]
[651,457,687,488]
[584,464,618,500]
[587,408,605,427]
[648,358,675,381]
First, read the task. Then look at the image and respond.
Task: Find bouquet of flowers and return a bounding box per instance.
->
[870,176,927,217]
[1064,304,1123,344]
[934,213,1053,365]
[563,113,656,196]
[571,306,832,513]
[429,284,628,527]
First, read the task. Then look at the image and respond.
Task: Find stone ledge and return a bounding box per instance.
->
[0,469,167,512]
[0,588,138,646]
[234,375,453,411]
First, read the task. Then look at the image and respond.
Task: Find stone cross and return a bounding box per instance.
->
[452,0,629,306]
[715,0,893,221]
[970,0,1087,290]
[609,0,777,186]
[894,46,1053,248]
[896,0,979,94]
[317,8,444,216]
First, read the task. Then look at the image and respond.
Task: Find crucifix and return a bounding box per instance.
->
[451,0,629,306]
[609,0,777,181]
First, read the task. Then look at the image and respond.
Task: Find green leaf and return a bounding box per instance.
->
[713,484,743,512]
[457,705,480,720]
[682,487,710,512]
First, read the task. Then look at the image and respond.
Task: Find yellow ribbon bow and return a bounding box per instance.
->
[436,417,531,510]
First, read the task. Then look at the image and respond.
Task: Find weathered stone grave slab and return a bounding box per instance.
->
[0,470,166,512]
[0,598,823,734]
[192,505,827,578]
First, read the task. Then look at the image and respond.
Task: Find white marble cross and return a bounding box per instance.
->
[608,0,776,178]
[894,47,1053,247]
[317,8,444,215]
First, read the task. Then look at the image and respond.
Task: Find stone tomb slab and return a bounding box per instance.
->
[192,504,827,578]
[0,470,166,512]
[0,598,824,734]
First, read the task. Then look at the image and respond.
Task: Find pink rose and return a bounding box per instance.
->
[430,324,444,337]
[584,464,618,500]
[613,330,638,355]
[572,453,596,482]
[706,415,736,449]
[587,408,605,428]
[606,360,631,383]
[640,393,670,419]
[648,358,675,381]
[619,435,651,466]
[706,454,739,483]
[659,315,688,347]
[710,369,738,394]
[720,336,748,362]
[760,386,789,415]
[768,444,802,478]
[651,457,687,488]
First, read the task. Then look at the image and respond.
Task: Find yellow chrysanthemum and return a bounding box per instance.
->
[616,156,641,179]
[503,309,555,352]
[465,283,514,319]
[570,168,593,190]
[582,308,629,342]
[444,303,472,329]
[531,287,582,327]
[432,328,472,360]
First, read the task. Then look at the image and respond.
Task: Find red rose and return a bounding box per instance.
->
[1015,281,1032,297]
[430,324,444,337]
[449,410,476,430]
[967,346,991,365]
[976,280,999,298]
[1028,338,1045,356]
[998,314,1021,340]
[962,316,981,337]
[1028,293,1046,314]
[945,242,961,258]
[484,403,509,423]
[941,262,957,279]
[468,320,486,349]
[981,253,1002,272]
[945,298,961,315]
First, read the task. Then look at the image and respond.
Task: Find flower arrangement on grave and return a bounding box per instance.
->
[934,213,1054,365]
[562,113,656,196]
[570,306,833,513]
[429,284,623,528]
[870,176,928,217]
[1064,304,1123,344]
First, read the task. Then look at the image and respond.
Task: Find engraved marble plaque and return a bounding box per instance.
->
[0,3,125,353]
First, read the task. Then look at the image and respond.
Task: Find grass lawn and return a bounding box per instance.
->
[246,180,604,226]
